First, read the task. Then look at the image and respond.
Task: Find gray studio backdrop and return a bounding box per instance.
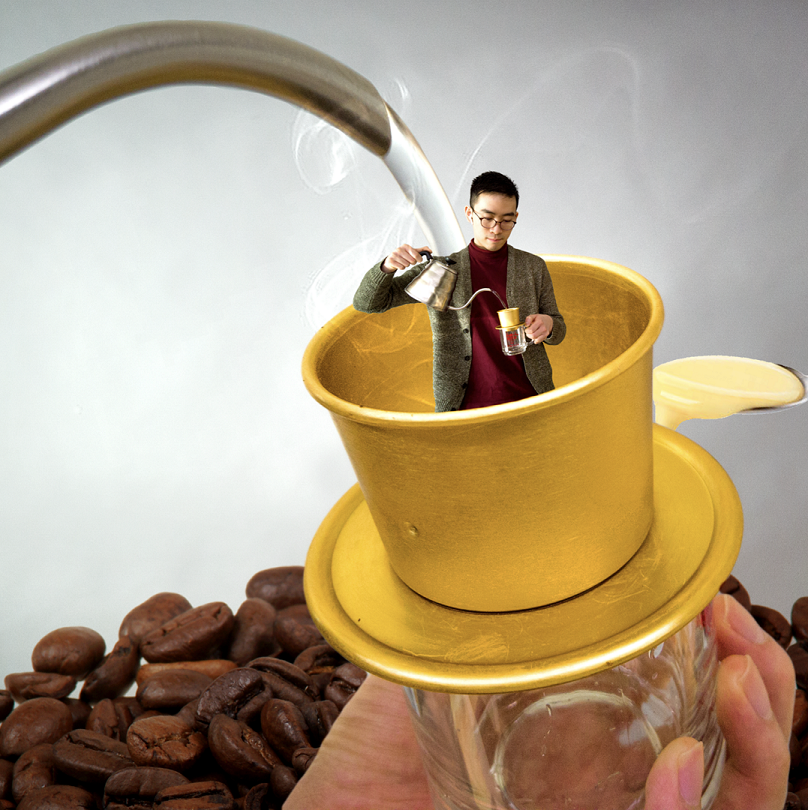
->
[1,0,806,676]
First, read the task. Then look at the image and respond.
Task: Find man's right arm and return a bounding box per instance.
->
[353,244,431,314]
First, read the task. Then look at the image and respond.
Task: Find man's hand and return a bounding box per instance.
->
[525,313,553,343]
[381,244,431,273]
[645,593,794,810]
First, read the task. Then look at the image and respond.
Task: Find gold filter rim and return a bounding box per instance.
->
[301,255,664,426]
[304,426,743,693]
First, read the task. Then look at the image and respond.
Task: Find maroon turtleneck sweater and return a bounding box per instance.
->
[460,241,537,409]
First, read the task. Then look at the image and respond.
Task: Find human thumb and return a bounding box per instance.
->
[645,737,704,810]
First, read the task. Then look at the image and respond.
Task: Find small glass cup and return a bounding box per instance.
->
[498,323,529,356]
[496,308,528,356]
[404,607,724,810]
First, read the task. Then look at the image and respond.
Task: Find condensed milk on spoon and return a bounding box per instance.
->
[653,355,805,430]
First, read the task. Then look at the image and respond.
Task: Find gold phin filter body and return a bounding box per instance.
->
[305,256,661,613]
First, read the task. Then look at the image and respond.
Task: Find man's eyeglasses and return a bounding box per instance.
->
[471,209,517,231]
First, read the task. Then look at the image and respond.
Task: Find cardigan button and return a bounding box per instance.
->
[464,355,470,361]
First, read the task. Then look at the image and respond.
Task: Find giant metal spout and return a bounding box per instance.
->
[0,20,464,254]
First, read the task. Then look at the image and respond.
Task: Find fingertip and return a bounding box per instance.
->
[715,591,770,648]
[677,738,704,808]
[646,737,703,810]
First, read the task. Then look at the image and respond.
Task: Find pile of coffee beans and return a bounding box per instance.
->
[0,566,366,809]
[719,576,808,810]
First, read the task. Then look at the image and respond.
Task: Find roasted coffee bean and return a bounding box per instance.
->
[140,603,235,664]
[269,765,297,802]
[11,743,55,803]
[16,784,98,809]
[223,599,280,666]
[120,593,194,647]
[0,690,13,721]
[153,779,235,809]
[126,715,207,772]
[179,748,232,789]
[85,698,134,741]
[273,617,323,659]
[247,659,318,701]
[195,668,267,730]
[294,644,344,676]
[246,567,305,611]
[4,672,76,702]
[294,644,346,693]
[116,696,146,718]
[242,782,275,810]
[104,766,190,810]
[137,669,213,711]
[324,663,367,710]
[719,575,752,611]
[247,660,317,711]
[751,604,792,649]
[0,759,12,800]
[136,659,237,687]
[790,732,802,771]
[260,700,311,765]
[301,700,339,746]
[62,699,92,730]
[789,645,808,690]
[0,697,74,758]
[254,671,314,712]
[53,729,134,783]
[80,634,139,703]
[207,714,281,782]
[174,697,200,728]
[291,747,317,776]
[234,688,274,730]
[792,597,808,644]
[794,689,808,737]
[32,627,106,679]
[275,603,313,626]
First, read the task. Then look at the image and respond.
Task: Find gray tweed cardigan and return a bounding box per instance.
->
[353,245,566,412]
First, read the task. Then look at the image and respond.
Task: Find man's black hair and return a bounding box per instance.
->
[469,171,519,209]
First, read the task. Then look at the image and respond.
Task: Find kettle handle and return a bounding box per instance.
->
[418,250,456,266]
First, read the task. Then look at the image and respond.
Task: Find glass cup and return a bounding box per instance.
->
[404,607,724,810]
[498,323,529,356]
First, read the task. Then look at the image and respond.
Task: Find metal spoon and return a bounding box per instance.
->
[740,365,807,413]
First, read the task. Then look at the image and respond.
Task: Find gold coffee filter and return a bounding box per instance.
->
[497,307,522,328]
[303,256,662,612]
[301,254,743,692]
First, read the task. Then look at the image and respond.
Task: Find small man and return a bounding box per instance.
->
[353,171,566,412]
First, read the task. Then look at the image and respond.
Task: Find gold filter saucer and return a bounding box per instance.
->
[304,425,742,693]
